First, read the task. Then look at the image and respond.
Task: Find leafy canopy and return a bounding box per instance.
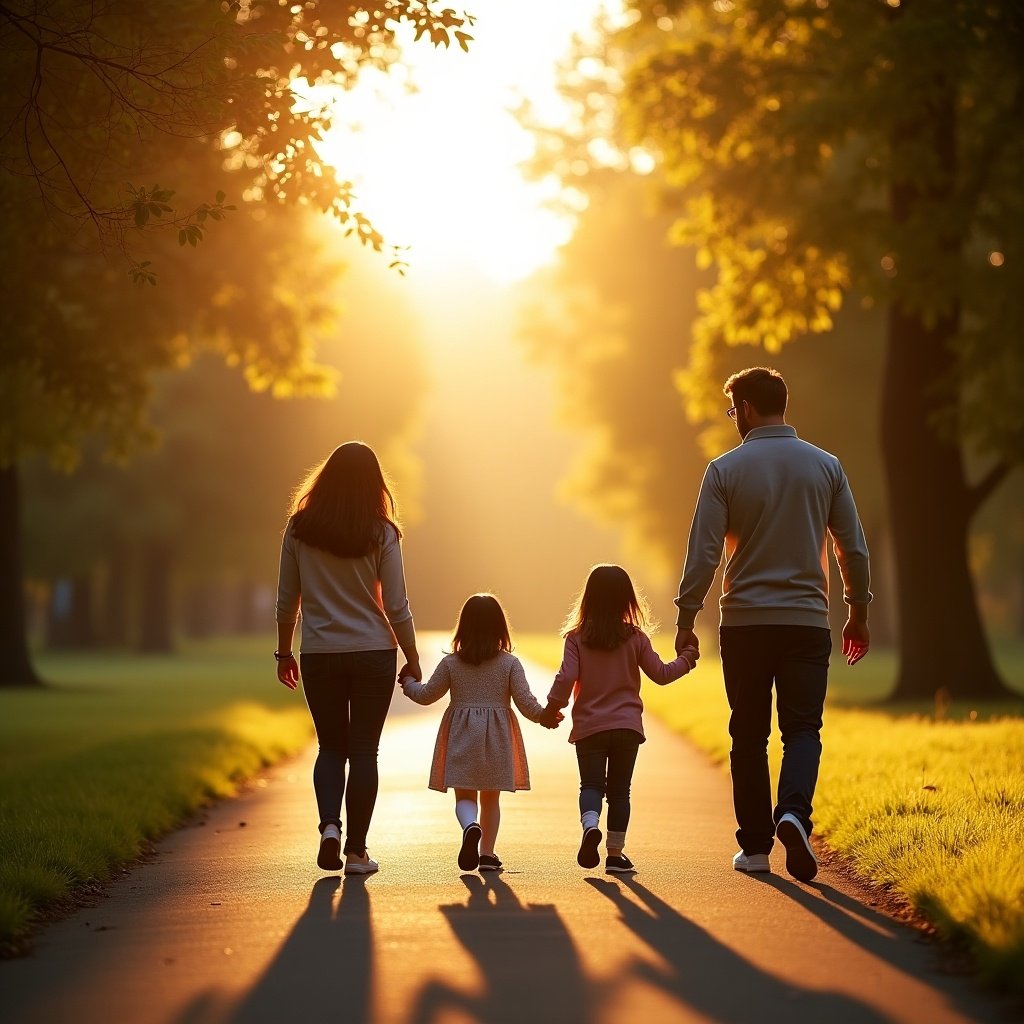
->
[608,0,1023,458]
[0,1,474,274]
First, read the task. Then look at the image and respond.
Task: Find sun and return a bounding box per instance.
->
[310,2,611,284]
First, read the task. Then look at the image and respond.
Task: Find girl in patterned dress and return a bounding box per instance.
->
[400,594,560,871]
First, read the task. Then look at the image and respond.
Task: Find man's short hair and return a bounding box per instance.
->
[723,367,788,416]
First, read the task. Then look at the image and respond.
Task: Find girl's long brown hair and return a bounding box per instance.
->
[562,564,650,650]
[451,594,513,666]
[289,442,400,557]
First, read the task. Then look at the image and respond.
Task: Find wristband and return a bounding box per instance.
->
[274,650,294,661]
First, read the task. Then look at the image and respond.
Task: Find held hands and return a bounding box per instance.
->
[536,703,564,730]
[675,627,700,658]
[399,658,422,683]
[679,645,700,672]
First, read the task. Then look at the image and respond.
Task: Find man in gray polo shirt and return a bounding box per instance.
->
[674,367,871,882]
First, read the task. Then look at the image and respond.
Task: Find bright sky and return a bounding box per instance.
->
[315,1,615,283]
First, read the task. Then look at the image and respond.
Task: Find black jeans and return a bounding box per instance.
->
[300,649,396,854]
[575,729,643,832]
[720,625,831,856]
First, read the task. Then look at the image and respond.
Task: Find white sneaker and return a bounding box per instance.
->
[776,813,818,882]
[344,853,379,876]
[733,851,771,873]
[317,824,342,871]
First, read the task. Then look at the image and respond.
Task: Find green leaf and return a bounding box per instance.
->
[178,229,187,245]
[216,190,226,204]
[134,205,148,227]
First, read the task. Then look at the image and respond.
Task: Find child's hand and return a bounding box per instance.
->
[680,646,700,671]
[537,705,563,729]
[397,672,417,694]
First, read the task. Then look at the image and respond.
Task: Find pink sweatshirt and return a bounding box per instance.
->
[546,628,695,744]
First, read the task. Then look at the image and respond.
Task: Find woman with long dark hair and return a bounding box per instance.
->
[276,442,420,875]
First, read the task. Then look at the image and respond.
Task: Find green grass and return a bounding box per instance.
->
[0,638,312,948]
[516,633,1024,990]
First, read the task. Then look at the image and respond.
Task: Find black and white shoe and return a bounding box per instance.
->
[317,824,342,871]
[478,854,503,872]
[776,812,818,882]
[605,854,636,874]
[458,823,482,871]
[577,826,602,868]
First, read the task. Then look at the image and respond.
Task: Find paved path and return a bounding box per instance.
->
[0,645,1007,1024]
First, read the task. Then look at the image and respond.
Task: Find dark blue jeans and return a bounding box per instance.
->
[300,649,396,854]
[575,728,643,832]
[720,625,831,856]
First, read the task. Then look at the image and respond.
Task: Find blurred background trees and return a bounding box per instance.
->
[524,0,1024,698]
[3,1,1022,702]
[0,1,469,684]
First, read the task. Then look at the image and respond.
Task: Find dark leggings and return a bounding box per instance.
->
[300,649,396,855]
[575,728,643,832]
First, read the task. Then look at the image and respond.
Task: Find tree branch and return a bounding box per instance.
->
[968,460,1014,519]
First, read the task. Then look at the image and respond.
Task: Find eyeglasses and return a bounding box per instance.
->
[726,406,738,420]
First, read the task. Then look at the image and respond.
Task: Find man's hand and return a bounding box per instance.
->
[276,655,299,690]
[675,627,699,657]
[842,619,870,666]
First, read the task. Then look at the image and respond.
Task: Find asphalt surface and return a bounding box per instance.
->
[0,643,1009,1024]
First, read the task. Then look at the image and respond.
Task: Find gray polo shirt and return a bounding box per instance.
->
[675,425,871,630]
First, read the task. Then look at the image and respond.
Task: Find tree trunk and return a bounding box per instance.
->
[0,463,41,686]
[138,540,175,653]
[882,76,1011,701]
[882,302,1009,699]
[45,574,98,649]
[101,539,131,647]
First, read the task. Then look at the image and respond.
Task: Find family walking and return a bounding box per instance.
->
[275,367,872,883]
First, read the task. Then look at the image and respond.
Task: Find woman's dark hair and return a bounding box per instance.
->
[723,366,788,416]
[451,593,513,666]
[563,564,650,650]
[289,442,400,558]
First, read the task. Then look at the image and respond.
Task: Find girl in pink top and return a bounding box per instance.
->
[540,565,698,873]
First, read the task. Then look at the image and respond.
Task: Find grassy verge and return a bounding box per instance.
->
[0,638,312,949]
[516,633,1024,990]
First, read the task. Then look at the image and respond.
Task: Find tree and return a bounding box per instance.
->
[0,1,472,683]
[522,165,896,645]
[571,0,1023,699]
[21,233,427,654]
[0,1,474,269]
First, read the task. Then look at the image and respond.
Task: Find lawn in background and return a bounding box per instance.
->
[0,638,312,949]
[516,633,1024,990]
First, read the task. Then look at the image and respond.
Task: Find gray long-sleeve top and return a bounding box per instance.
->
[675,425,871,630]
[275,518,416,654]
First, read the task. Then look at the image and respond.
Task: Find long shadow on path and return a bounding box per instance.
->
[747,874,990,1021]
[409,872,590,1024]
[175,875,372,1024]
[587,877,891,1024]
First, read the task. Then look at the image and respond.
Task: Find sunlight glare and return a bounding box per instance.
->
[313,1,615,284]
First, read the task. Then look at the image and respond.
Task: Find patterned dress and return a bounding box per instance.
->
[403,652,544,792]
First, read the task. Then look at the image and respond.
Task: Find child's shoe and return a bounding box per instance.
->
[577,826,602,869]
[605,854,636,874]
[317,823,342,871]
[458,822,482,870]
[479,854,503,872]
